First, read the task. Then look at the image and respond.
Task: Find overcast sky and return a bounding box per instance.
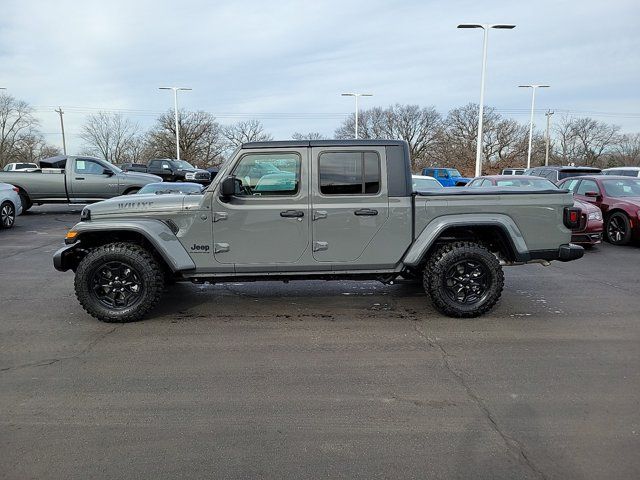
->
[1,0,639,154]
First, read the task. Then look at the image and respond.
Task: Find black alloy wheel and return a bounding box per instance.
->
[443,260,491,306]
[90,261,144,310]
[606,212,632,245]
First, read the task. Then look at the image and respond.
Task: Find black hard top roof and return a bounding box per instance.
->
[242,139,407,149]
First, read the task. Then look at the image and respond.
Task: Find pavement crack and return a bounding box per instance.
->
[413,323,548,480]
[0,326,119,373]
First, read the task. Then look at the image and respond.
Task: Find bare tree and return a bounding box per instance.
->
[553,116,620,166]
[335,104,442,171]
[291,132,327,140]
[221,119,272,155]
[80,112,142,165]
[612,133,640,166]
[0,94,42,167]
[145,110,225,167]
[12,129,61,163]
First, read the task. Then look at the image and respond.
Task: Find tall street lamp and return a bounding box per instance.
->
[159,86,192,160]
[341,92,373,139]
[519,84,550,168]
[457,23,515,177]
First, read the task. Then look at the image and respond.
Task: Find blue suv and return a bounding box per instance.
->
[421,168,471,187]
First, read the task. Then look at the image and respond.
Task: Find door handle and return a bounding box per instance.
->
[280,210,304,218]
[354,208,378,216]
[75,177,85,180]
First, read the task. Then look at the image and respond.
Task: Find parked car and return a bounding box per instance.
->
[55,139,583,323]
[2,162,39,172]
[412,175,443,192]
[501,168,526,175]
[558,175,640,245]
[0,182,22,229]
[526,166,601,184]
[0,155,162,212]
[602,166,640,178]
[137,182,204,195]
[421,167,471,186]
[118,163,148,173]
[147,159,211,185]
[467,175,603,246]
[206,166,220,179]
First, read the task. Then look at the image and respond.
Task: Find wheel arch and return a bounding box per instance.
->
[58,220,195,273]
[403,216,527,268]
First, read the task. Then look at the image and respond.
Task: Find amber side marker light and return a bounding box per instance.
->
[65,230,78,244]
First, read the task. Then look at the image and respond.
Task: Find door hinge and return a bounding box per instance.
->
[313,241,328,252]
[214,243,230,253]
[213,212,228,222]
[313,210,327,221]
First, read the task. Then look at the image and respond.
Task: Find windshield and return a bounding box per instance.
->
[447,169,462,177]
[601,178,640,197]
[495,178,557,189]
[174,160,195,170]
[413,177,442,190]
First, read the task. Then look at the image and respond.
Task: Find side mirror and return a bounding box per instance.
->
[103,169,114,177]
[220,176,237,197]
[585,191,600,199]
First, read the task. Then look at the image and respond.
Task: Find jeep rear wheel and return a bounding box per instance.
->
[74,242,164,322]
[424,241,504,318]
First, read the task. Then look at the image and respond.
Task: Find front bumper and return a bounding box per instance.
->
[53,243,79,272]
[571,232,603,245]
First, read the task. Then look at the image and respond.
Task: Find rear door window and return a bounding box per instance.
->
[319,151,380,195]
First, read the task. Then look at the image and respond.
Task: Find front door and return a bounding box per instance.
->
[212,149,310,267]
[69,158,117,200]
[310,147,389,264]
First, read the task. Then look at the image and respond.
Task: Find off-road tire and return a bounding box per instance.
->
[74,242,165,322]
[605,212,632,245]
[424,241,504,318]
[0,201,16,229]
[19,192,32,212]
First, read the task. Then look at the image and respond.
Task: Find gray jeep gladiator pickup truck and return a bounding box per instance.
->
[54,140,584,321]
[0,155,161,211]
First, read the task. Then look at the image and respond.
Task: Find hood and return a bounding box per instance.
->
[613,196,640,208]
[82,193,203,218]
[121,171,163,182]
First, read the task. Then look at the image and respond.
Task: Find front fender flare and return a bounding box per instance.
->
[403,214,529,267]
[62,219,196,272]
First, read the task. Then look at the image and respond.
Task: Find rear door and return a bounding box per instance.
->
[310,146,389,264]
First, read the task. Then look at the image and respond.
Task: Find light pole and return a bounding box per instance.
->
[159,86,192,160]
[341,92,373,139]
[544,109,554,166]
[519,84,550,168]
[457,23,515,177]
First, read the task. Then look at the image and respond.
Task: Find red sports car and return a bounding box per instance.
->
[467,175,604,246]
[558,175,640,245]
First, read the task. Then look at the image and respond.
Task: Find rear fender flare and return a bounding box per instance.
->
[403,214,529,267]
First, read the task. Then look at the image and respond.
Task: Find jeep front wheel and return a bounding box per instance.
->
[424,241,504,318]
[74,242,165,322]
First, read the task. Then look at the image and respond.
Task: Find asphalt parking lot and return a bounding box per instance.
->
[1,206,639,480]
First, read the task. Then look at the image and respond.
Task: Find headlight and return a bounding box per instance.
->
[80,207,91,221]
[588,211,602,221]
